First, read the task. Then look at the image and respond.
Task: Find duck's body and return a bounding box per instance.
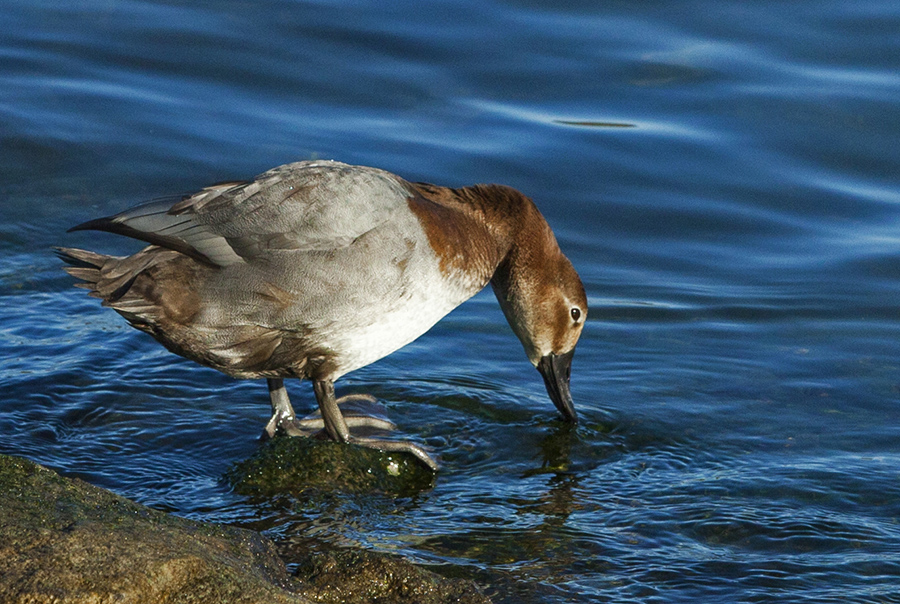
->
[60,160,587,470]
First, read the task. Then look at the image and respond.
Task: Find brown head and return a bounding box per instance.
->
[486,188,588,423]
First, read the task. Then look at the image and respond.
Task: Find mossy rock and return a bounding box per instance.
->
[228,436,436,498]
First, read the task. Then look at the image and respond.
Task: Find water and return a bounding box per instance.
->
[2,0,900,601]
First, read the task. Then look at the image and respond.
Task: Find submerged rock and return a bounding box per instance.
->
[0,454,490,604]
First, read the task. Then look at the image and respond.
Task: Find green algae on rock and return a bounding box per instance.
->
[228,436,436,498]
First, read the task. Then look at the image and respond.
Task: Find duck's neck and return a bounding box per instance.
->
[409,180,557,300]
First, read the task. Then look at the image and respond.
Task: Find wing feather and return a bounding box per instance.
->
[69,160,414,267]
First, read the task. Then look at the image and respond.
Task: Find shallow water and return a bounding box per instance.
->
[2,0,900,602]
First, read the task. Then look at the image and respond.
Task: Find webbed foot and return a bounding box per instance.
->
[350,436,439,471]
[292,393,397,435]
[313,380,439,472]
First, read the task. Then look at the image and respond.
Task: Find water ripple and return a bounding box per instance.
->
[2,0,900,602]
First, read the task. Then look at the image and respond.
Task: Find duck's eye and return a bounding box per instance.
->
[571,307,581,322]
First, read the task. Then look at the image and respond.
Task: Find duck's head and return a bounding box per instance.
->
[490,217,587,423]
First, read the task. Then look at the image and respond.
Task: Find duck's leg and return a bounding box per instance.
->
[312,380,350,442]
[264,378,311,438]
[295,393,397,432]
[264,378,397,439]
[313,379,439,472]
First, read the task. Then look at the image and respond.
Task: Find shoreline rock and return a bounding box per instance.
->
[0,454,490,604]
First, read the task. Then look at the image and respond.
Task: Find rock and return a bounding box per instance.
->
[229,438,491,603]
[0,454,308,604]
[0,454,492,604]
[281,537,493,604]
[228,436,437,497]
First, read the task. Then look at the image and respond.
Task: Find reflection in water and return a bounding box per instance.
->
[522,424,582,522]
[524,422,579,475]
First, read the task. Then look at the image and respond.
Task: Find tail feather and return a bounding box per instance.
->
[56,246,139,303]
[56,247,110,287]
[63,266,103,282]
[58,242,290,379]
[56,246,113,269]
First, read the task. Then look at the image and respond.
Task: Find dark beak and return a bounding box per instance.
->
[537,350,577,424]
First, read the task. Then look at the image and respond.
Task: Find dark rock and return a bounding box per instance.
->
[228,436,436,498]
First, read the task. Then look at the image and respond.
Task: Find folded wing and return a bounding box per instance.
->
[69,160,414,268]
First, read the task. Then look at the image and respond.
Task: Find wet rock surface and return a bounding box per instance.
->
[0,453,308,604]
[283,537,492,604]
[228,436,437,497]
[0,453,490,604]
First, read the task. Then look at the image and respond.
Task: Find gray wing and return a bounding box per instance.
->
[69,160,414,268]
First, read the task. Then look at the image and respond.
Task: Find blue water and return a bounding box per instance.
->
[2,1,900,601]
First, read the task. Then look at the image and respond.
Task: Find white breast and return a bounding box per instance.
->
[315,225,480,379]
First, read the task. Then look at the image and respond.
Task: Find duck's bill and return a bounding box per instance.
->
[537,350,577,423]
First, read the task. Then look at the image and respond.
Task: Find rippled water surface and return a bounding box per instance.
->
[2,1,900,602]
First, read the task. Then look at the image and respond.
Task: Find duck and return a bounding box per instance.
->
[58,160,587,471]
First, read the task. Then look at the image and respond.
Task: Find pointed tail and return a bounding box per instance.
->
[56,247,134,302]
